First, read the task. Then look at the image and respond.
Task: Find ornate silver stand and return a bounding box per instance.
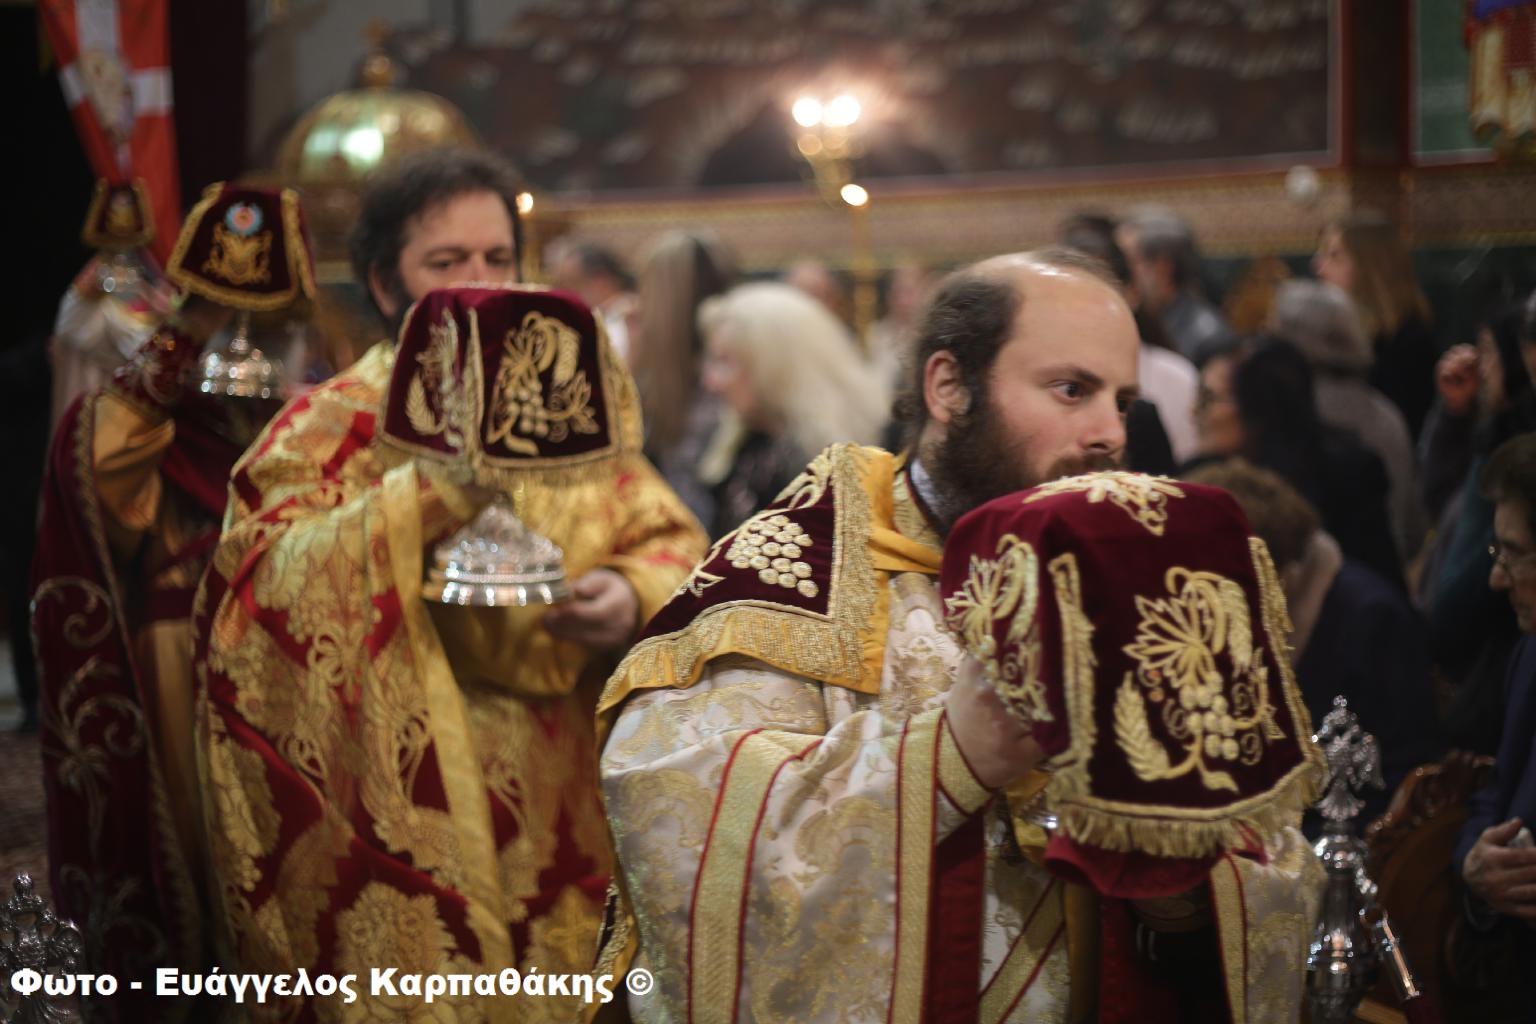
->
[0,875,84,1024]
[1306,696,1428,1023]
[199,310,287,400]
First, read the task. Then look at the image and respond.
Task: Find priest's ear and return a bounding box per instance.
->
[923,349,973,426]
[367,264,405,322]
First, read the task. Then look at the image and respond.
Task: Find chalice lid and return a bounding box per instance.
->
[423,496,571,607]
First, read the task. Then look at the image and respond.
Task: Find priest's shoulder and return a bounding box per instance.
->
[599,443,897,711]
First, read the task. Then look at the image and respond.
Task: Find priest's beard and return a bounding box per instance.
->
[924,392,1119,535]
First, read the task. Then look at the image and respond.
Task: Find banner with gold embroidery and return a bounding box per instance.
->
[39,0,180,264]
[941,472,1324,891]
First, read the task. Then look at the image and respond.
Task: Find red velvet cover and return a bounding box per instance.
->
[80,177,155,252]
[381,285,623,471]
[940,472,1320,897]
[164,182,316,312]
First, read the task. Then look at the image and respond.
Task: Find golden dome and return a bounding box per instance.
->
[275,53,477,183]
[274,41,479,270]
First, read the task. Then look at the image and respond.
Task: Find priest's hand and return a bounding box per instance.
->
[945,654,1044,790]
[543,568,640,655]
[174,294,237,343]
[1462,818,1536,923]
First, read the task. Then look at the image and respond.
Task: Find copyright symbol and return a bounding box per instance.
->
[625,968,654,996]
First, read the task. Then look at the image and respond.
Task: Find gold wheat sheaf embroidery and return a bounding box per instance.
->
[1116,567,1285,792]
[1023,472,1186,536]
[204,222,273,286]
[944,533,1052,726]
[487,310,599,455]
[404,311,470,451]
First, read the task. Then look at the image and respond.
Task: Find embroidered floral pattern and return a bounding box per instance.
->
[671,449,837,601]
[1022,471,1186,536]
[1116,567,1283,792]
[486,310,598,454]
[203,221,272,286]
[404,310,468,451]
[944,533,1051,726]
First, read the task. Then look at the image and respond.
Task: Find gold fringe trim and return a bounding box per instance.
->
[375,439,637,497]
[1049,760,1322,859]
[598,600,879,715]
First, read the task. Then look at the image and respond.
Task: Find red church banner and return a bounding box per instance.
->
[40,0,180,263]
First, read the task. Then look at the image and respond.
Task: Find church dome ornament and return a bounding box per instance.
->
[273,20,479,265]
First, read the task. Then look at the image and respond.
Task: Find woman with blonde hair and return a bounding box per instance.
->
[1314,209,1439,439]
[696,280,889,537]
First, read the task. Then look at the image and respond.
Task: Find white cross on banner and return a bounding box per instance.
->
[41,0,182,263]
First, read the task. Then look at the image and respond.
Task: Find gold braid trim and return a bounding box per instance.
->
[689,731,823,1018]
[598,445,891,719]
[890,712,942,1024]
[1251,536,1328,785]
[380,463,515,987]
[1208,854,1250,1020]
[284,188,318,302]
[978,880,1065,1024]
[1046,543,1324,859]
[583,878,637,1024]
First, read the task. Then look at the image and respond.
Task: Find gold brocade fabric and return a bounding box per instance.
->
[596,452,1322,1023]
[601,573,1070,1024]
[1210,827,1326,1021]
[194,341,706,1022]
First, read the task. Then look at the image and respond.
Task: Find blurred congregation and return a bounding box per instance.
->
[3,1,1536,1023]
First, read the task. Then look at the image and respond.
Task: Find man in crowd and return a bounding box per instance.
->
[1456,432,1536,1018]
[1117,205,1233,365]
[547,239,640,364]
[193,148,706,1021]
[783,256,854,329]
[594,248,1322,1022]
